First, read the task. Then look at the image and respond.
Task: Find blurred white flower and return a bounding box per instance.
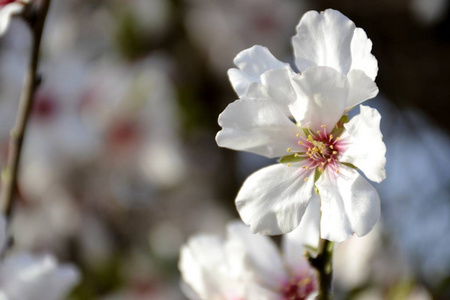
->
[0,214,80,300]
[83,56,186,189]
[333,224,381,289]
[410,0,449,25]
[179,221,317,300]
[185,0,305,74]
[11,187,81,253]
[0,0,29,36]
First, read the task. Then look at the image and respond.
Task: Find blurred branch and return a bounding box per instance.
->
[0,0,51,217]
[308,238,334,300]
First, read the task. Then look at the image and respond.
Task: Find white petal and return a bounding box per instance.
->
[340,105,386,183]
[228,68,258,98]
[243,68,297,117]
[226,222,287,290]
[293,9,378,81]
[316,165,381,243]
[0,3,24,36]
[216,98,299,158]
[346,70,379,109]
[260,68,298,108]
[350,28,378,80]
[178,235,243,300]
[0,254,80,300]
[236,163,315,235]
[290,66,348,130]
[233,45,287,77]
[282,194,320,271]
[229,45,288,97]
[293,9,355,74]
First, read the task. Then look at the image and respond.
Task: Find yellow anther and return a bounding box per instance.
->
[332,151,338,155]
[287,147,291,152]
[304,177,309,182]
[318,167,324,172]
[296,133,300,137]
[300,278,311,285]
[308,147,312,152]
[327,158,331,163]
[307,135,313,141]
[321,162,325,166]
[316,130,321,134]
[298,141,303,145]
[329,134,333,140]
[294,153,299,157]
[329,145,334,149]
[302,166,309,169]
[336,169,340,174]
[321,124,326,128]
[336,137,340,141]
[287,163,292,166]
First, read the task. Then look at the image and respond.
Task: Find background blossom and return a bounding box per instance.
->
[179,221,317,300]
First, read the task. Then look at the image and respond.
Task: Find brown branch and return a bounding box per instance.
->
[0,0,51,217]
[307,238,334,300]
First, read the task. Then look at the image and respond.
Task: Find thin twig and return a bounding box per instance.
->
[0,0,51,217]
[307,238,334,300]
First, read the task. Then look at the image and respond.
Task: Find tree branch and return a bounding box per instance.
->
[308,238,334,300]
[0,0,51,217]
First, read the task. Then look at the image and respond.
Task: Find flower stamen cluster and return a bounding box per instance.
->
[284,124,347,181]
[281,275,316,300]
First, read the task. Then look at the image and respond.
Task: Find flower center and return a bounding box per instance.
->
[281,276,316,300]
[283,124,344,180]
[0,0,17,6]
[32,93,59,121]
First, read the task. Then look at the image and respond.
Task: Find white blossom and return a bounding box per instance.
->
[217,10,385,242]
[0,214,80,300]
[179,221,318,300]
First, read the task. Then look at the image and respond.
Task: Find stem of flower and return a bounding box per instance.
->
[307,238,334,300]
[0,0,51,218]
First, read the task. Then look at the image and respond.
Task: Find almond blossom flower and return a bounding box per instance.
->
[179,219,319,300]
[0,214,80,300]
[228,9,378,108]
[0,0,30,36]
[216,66,386,242]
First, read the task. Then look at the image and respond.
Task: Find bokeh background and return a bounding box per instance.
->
[0,0,449,299]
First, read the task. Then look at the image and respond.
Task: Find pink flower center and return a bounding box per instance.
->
[284,124,347,180]
[32,93,59,121]
[280,275,316,300]
[107,119,141,152]
[0,0,17,6]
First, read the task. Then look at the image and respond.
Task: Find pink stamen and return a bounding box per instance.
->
[280,272,316,300]
[291,125,344,174]
[0,0,17,6]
